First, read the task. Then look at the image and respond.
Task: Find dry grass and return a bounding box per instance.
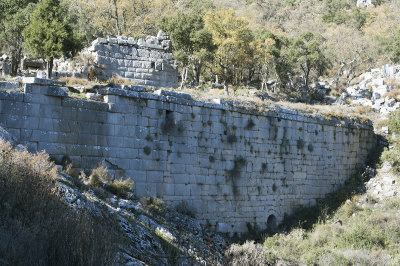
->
[88,165,110,187]
[385,78,400,90]
[106,75,137,85]
[0,75,16,82]
[375,118,389,128]
[68,91,87,99]
[63,163,80,178]
[58,76,95,87]
[86,165,133,198]
[107,177,134,198]
[225,241,274,266]
[383,89,400,101]
[169,87,372,122]
[0,139,118,265]
[59,75,136,88]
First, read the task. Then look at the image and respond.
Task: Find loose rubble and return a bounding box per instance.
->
[338,64,400,114]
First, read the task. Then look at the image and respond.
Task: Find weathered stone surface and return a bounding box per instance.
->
[0,81,19,89]
[89,30,178,88]
[0,81,377,233]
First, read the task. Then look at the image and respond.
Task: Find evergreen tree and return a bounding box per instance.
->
[0,0,38,75]
[23,0,82,78]
[286,32,330,89]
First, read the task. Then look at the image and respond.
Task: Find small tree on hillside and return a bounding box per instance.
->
[158,12,215,88]
[205,9,255,95]
[286,32,330,89]
[23,0,81,78]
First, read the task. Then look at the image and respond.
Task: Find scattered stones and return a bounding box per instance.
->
[338,64,400,114]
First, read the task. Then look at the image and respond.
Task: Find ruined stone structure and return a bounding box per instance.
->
[0,55,11,76]
[89,31,178,88]
[0,78,376,233]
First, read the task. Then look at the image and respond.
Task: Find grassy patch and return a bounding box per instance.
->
[106,75,137,86]
[262,202,400,265]
[58,76,95,87]
[68,91,87,99]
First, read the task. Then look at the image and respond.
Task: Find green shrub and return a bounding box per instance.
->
[388,109,400,134]
[227,134,237,144]
[107,177,134,198]
[381,144,400,174]
[143,146,152,155]
[140,197,166,215]
[339,222,386,250]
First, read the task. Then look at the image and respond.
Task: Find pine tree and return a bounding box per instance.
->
[23,0,79,78]
[0,0,38,75]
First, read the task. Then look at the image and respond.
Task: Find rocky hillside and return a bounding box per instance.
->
[57,173,227,265]
[0,131,227,266]
[338,64,400,115]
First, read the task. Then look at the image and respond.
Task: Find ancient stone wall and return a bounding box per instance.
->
[89,31,178,88]
[0,78,376,233]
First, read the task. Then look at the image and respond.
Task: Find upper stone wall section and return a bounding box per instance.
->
[89,30,178,88]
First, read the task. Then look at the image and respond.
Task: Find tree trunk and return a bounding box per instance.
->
[47,58,54,79]
[193,62,202,86]
[11,54,18,76]
[179,67,187,90]
[224,80,229,95]
[112,0,121,36]
[305,68,310,88]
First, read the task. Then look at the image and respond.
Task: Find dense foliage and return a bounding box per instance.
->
[1,0,400,94]
[22,0,83,78]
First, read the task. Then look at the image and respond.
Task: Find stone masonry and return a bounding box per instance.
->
[0,78,376,233]
[89,31,178,88]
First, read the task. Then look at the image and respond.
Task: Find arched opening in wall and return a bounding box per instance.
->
[267,214,277,231]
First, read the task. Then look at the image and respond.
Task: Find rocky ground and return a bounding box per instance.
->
[337,64,400,115]
[56,173,228,266]
[365,162,399,205]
